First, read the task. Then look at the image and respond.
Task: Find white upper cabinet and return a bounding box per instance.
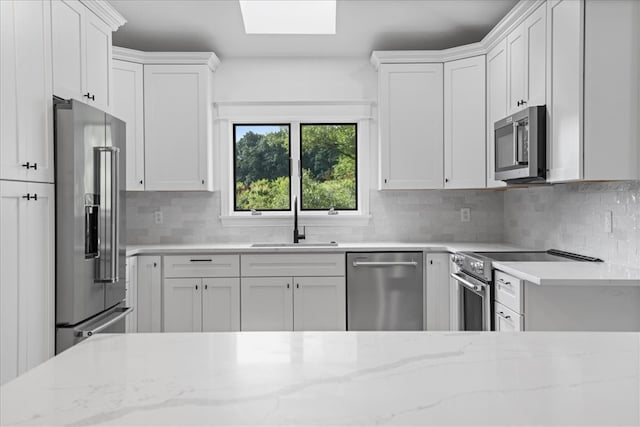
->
[112,60,145,190]
[546,0,639,182]
[507,3,547,113]
[144,64,214,191]
[486,39,508,188]
[443,56,486,189]
[1,0,54,183]
[51,0,113,111]
[84,11,112,112]
[378,63,444,189]
[0,181,54,385]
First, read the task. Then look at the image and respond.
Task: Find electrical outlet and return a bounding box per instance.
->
[460,208,471,223]
[604,210,613,233]
[154,210,163,225]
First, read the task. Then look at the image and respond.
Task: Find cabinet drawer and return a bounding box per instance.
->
[494,301,523,331]
[164,255,239,278]
[241,254,345,277]
[494,270,523,313]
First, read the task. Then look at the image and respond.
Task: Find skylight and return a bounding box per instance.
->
[239,0,337,35]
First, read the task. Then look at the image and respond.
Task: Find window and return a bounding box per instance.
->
[232,123,358,213]
[233,124,291,211]
[300,124,357,210]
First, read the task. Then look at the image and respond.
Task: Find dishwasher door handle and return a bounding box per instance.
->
[352,261,418,267]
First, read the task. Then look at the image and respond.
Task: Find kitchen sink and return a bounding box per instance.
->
[251,242,338,248]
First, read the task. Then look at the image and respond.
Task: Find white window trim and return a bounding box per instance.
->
[214,101,373,227]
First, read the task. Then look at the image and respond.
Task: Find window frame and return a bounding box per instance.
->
[299,123,359,212]
[232,123,292,212]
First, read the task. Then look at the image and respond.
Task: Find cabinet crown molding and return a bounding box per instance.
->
[370,0,545,68]
[79,0,127,32]
[112,46,221,71]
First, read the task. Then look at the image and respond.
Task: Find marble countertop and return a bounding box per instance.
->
[494,261,640,286]
[125,241,525,257]
[1,331,639,426]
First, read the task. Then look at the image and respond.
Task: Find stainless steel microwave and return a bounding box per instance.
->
[494,106,546,183]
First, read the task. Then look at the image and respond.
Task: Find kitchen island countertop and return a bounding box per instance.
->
[1,331,639,426]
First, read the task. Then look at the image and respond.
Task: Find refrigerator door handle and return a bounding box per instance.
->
[75,306,133,337]
[94,146,120,283]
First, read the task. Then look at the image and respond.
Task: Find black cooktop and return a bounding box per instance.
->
[475,249,603,263]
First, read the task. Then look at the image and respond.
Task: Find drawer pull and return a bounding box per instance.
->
[189,259,212,262]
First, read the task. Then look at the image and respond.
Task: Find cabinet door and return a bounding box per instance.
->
[113,60,145,190]
[0,0,54,183]
[425,254,450,331]
[202,278,240,332]
[379,63,444,189]
[0,182,54,385]
[125,257,138,333]
[546,0,583,182]
[241,277,293,331]
[51,0,85,101]
[443,56,486,189]
[137,256,162,332]
[486,39,508,188]
[524,4,547,107]
[449,258,460,331]
[164,278,202,333]
[507,23,526,112]
[144,65,210,191]
[84,11,112,112]
[293,277,346,331]
[0,181,27,384]
[23,183,55,372]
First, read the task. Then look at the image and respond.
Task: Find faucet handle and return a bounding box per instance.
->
[299,226,306,240]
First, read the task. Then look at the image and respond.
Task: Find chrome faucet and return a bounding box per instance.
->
[293,196,305,244]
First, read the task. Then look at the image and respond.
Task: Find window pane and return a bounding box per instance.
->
[300,124,357,210]
[234,124,291,211]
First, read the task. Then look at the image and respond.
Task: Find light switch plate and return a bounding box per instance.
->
[460,208,471,222]
[154,210,163,225]
[604,210,612,233]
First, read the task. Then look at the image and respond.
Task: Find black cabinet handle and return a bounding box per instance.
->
[139,180,143,184]
[296,283,299,289]
[22,194,30,200]
[21,193,37,201]
[204,284,208,290]
[21,162,37,170]
[195,285,198,290]
[190,259,212,262]
[153,262,157,267]
[286,283,290,289]
[84,92,95,101]
[445,178,449,183]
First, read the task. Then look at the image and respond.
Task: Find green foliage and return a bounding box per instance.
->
[234,124,357,211]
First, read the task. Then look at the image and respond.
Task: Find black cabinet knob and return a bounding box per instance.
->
[139,180,143,184]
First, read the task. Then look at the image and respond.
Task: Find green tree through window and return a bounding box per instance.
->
[233,123,357,212]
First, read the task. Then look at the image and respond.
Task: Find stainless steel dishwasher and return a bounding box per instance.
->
[346,252,423,330]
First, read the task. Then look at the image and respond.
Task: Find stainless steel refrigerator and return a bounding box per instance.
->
[54,98,131,353]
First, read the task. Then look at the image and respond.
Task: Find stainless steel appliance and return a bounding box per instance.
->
[494,105,546,183]
[54,98,131,353]
[451,249,602,331]
[347,252,423,330]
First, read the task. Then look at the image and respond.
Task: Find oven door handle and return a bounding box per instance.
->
[450,273,485,293]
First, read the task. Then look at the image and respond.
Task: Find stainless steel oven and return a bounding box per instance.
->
[450,270,492,331]
[494,105,546,183]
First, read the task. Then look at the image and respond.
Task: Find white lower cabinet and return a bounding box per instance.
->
[241,278,293,331]
[293,277,346,331]
[163,277,240,333]
[241,276,346,332]
[425,253,450,331]
[137,256,162,333]
[0,181,54,385]
[494,302,523,332]
[125,257,138,333]
[164,278,202,333]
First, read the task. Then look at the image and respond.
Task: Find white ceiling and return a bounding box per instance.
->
[110,0,519,59]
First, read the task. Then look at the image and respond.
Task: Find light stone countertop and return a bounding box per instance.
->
[1,331,639,426]
[125,242,640,286]
[493,261,640,286]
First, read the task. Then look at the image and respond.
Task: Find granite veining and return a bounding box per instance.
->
[1,332,639,426]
